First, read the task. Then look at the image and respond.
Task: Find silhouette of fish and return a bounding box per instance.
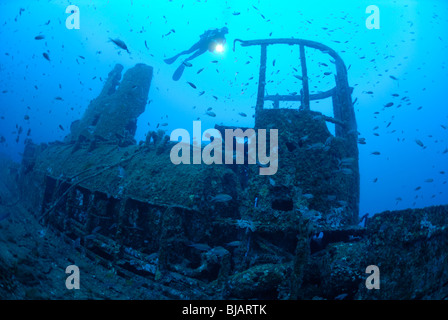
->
[109,38,130,53]
[186,82,196,89]
[209,194,232,202]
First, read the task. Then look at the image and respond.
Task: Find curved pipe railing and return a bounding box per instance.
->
[233,38,356,139]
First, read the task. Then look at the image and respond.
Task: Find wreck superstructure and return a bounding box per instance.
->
[17,38,448,300]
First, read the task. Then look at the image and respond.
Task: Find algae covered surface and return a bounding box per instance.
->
[1,60,448,300]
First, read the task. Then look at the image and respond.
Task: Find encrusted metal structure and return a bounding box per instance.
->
[234,38,360,222]
[19,39,365,299]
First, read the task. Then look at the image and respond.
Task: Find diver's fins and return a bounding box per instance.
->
[164,55,178,65]
[172,64,186,81]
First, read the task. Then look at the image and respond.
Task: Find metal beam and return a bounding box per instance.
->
[255,44,267,115]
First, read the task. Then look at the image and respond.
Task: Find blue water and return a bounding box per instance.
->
[0,0,447,216]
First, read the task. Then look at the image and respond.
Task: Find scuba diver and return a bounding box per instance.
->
[164,27,229,81]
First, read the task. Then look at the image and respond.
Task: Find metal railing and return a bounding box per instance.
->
[233,38,357,139]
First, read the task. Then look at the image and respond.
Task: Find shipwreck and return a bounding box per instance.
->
[15,39,448,299]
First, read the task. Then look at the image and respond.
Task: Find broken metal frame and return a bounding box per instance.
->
[234,38,360,223]
[233,38,357,140]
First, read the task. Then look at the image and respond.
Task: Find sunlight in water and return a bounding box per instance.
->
[214,43,224,53]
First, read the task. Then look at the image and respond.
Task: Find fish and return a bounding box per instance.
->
[302,193,314,199]
[43,52,50,61]
[238,112,247,117]
[34,35,45,40]
[197,68,204,74]
[55,96,64,101]
[340,157,356,165]
[371,151,381,155]
[210,246,229,257]
[293,75,303,81]
[415,139,424,147]
[390,75,398,80]
[24,115,30,120]
[109,38,130,53]
[198,91,205,96]
[384,102,394,108]
[188,243,211,251]
[59,124,64,131]
[206,111,216,117]
[232,11,241,15]
[186,82,196,89]
[340,168,353,175]
[424,178,434,183]
[306,142,325,150]
[182,61,193,67]
[144,40,149,50]
[209,194,232,202]
[226,241,242,247]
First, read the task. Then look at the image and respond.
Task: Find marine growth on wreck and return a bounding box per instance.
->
[0,1,448,303]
